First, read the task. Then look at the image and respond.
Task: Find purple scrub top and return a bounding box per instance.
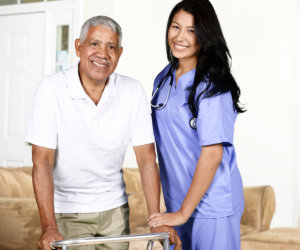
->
[152,64,244,218]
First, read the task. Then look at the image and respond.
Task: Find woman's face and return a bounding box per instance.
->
[168,10,201,64]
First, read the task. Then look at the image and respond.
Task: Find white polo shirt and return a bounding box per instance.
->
[26,65,154,213]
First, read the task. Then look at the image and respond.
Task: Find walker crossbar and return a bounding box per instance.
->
[50,232,170,250]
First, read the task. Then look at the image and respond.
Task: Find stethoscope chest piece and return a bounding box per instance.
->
[190,117,197,129]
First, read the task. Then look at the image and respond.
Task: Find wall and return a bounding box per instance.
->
[112,0,176,168]
[82,0,300,227]
[294,0,300,227]
[211,0,299,228]
[82,0,114,22]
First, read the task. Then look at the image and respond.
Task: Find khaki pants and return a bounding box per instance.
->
[55,203,130,250]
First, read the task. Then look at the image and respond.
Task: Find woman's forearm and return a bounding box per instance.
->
[179,144,223,220]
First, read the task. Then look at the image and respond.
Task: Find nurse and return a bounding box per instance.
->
[148,0,245,250]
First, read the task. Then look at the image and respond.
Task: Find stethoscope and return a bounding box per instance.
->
[151,65,197,129]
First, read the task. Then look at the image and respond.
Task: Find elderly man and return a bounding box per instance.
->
[26,16,180,250]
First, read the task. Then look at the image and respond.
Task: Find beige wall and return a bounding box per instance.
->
[82,0,114,22]
[213,0,300,228]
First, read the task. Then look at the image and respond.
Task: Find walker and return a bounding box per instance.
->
[51,232,170,250]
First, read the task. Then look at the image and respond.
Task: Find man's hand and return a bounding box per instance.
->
[38,228,64,250]
[150,225,182,250]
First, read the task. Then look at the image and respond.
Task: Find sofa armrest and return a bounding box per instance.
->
[241,185,276,232]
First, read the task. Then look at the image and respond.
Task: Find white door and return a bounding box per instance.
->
[0,13,45,167]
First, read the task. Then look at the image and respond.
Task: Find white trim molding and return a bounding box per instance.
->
[0,0,83,73]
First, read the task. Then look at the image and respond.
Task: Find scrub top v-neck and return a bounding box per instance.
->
[152,64,244,218]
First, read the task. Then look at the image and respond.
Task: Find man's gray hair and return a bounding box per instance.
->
[79,16,122,47]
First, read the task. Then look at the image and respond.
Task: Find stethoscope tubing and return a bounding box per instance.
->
[151,66,174,109]
[151,65,197,129]
[151,83,172,110]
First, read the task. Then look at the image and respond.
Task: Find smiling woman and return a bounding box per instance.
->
[149,0,245,249]
[167,10,201,78]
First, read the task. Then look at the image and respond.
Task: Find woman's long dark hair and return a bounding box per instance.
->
[166,0,245,116]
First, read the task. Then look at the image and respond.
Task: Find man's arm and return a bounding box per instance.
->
[133,143,160,215]
[133,143,182,249]
[32,145,63,250]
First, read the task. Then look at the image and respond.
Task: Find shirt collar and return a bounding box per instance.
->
[175,68,196,90]
[105,72,117,97]
[66,63,117,99]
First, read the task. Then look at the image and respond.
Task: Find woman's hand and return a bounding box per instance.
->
[148,211,188,228]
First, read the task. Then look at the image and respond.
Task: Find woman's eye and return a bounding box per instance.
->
[172,25,179,30]
[188,29,195,33]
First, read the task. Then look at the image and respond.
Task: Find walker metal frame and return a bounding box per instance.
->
[50,233,170,250]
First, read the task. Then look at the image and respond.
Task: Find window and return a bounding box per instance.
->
[0,0,18,5]
[0,0,65,6]
[56,25,69,72]
[21,0,43,3]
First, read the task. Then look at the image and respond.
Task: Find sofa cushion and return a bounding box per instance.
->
[129,239,162,250]
[240,224,257,236]
[129,226,163,250]
[0,167,34,198]
[0,197,40,250]
[123,168,148,230]
[123,168,166,230]
[241,228,300,250]
[242,228,300,244]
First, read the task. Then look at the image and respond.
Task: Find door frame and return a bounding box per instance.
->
[0,0,83,167]
[0,0,83,75]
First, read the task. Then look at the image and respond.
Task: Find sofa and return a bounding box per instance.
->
[0,166,300,250]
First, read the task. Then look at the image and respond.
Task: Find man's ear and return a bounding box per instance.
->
[75,39,81,57]
[119,46,123,57]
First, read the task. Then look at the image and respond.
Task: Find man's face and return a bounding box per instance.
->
[75,25,123,84]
